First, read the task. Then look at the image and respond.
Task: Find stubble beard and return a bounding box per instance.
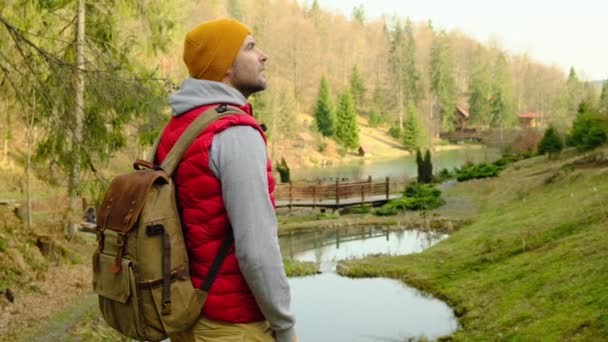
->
[231,64,267,98]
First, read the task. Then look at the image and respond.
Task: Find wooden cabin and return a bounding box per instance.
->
[518,111,541,127]
[454,106,470,131]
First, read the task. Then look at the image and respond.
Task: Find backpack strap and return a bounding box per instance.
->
[147,104,247,176]
[200,228,234,292]
[149,104,245,295]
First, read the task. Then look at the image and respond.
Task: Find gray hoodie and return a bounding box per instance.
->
[169,78,296,342]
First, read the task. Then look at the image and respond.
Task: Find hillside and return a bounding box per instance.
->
[269,112,413,170]
[339,146,608,339]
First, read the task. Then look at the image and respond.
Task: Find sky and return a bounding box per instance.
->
[315,0,607,81]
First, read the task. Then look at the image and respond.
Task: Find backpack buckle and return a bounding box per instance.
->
[216,104,228,113]
[146,224,164,236]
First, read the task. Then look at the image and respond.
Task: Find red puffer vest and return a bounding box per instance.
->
[155,103,275,323]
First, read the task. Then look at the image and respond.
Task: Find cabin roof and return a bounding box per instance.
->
[455,105,470,118]
[518,111,540,118]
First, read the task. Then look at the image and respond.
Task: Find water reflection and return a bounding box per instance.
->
[291,145,500,181]
[280,227,458,341]
[289,274,458,341]
[280,227,447,272]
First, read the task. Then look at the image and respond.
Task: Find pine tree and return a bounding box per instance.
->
[430,31,456,132]
[350,65,367,114]
[416,149,433,183]
[335,88,360,151]
[416,149,424,182]
[0,1,172,229]
[314,76,335,137]
[468,45,492,126]
[490,53,515,128]
[403,102,421,150]
[566,67,583,117]
[275,157,291,183]
[403,18,422,106]
[423,149,433,183]
[538,126,564,159]
[388,20,406,128]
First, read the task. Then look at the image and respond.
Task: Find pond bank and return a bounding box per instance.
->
[335,151,608,339]
[282,226,457,341]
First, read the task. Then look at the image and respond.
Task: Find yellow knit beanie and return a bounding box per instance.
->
[183,18,251,81]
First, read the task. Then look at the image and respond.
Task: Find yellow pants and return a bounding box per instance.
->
[170,317,275,342]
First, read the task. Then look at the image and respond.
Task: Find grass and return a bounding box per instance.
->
[283,259,319,277]
[337,148,608,340]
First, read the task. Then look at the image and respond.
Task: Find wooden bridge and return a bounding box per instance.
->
[274,177,408,209]
[440,129,483,142]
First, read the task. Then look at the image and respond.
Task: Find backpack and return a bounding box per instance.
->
[92,105,245,341]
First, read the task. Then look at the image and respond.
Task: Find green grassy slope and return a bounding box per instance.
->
[338,148,608,340]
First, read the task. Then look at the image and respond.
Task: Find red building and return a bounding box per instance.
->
[518,111,542,127]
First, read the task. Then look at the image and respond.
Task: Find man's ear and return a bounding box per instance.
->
[221,66,234,85]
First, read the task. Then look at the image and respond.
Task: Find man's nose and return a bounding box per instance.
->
[259,50,268,62]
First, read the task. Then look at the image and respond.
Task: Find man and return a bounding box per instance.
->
[155,18,296,342]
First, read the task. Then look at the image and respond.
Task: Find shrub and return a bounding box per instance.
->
[437,168,454,181]
[537,126,564,158]
[388,126,401,139]
[456,162,501,181]
[566,108,608,151]
[317,140,327,153]
[374,183,444,215]
[275,157,291,183]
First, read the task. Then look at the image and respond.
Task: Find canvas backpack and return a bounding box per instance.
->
[92,105,245,341]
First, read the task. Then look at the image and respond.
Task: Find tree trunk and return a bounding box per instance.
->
[25,94,35,229]
[2,101,7,164]
[68,0,86,238]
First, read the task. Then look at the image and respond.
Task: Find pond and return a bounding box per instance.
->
[291,145,500,181]
[280,227,458,341]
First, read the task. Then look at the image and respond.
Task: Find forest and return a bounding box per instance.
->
[2,0,608,230]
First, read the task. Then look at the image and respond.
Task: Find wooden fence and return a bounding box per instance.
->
[274,176,410,208]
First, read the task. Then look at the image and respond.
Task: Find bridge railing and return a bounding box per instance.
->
[274,176,410,206]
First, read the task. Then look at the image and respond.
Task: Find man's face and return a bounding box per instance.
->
[225,35,268,98]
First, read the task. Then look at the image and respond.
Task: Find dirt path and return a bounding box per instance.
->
[0,264,94,342]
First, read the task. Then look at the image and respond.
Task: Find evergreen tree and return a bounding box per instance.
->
[468,45,492,126]
[416,149,424,182]
[566,67,583,117]
[566,102,608,150]
[599,81,608,115]
[275,157,291,183]
[388,20,406,128]
[313,76,335,137]
[350,65,366,114]
[416,149,433,183]
[403,18,422,106]
[403,102,422,150]
[335,88,360,151]
[538,126,563,159]
[0,0,172,228]
[430,31,456,132]
[423,149,433,183]
[490,53,515,128]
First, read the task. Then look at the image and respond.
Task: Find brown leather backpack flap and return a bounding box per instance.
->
[97,169,170,233]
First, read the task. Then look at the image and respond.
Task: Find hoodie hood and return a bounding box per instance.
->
[169,77,247,116]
